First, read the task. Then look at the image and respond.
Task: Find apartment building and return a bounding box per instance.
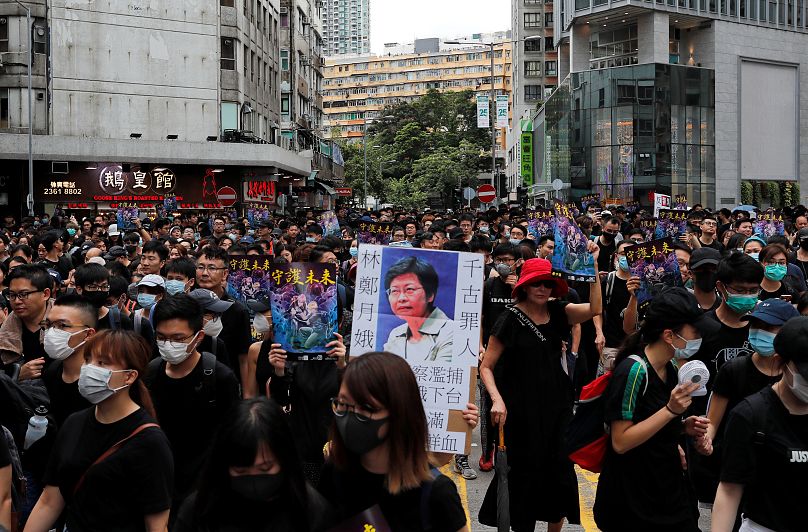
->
[527,0,808,208]
[321,0,370,57]
[322,38,513,150]
[0,0,317,216]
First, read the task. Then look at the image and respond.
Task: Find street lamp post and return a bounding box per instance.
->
[15,1,33,217]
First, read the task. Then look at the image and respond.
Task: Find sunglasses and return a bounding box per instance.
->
[528,280,557,289]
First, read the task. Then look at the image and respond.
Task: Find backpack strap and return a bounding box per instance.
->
[133,311,142,335]
[605,271,617,307]
[419,466,443,530]
[196,352,217,409]
[627,354,650,395]
[73,423,159,495]
[210,337,218,357]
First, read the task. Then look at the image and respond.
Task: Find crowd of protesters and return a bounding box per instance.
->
[0,200,805,531]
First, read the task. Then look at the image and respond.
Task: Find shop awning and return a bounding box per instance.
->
[314,179,337,196]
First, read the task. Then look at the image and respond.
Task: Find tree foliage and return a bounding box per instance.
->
[336,89,491,209]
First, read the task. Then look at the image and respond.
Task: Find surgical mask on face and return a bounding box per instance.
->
[305,237,316,243]
[157,333,198,365]
[684,278,694,290]
[748,252,760,262]
[203,317,224,337]
[673,333,702,359]
[785,364,808,403]
[137,293,157,309]
[617,256,630,272]
[764,264,787,282]
[67,228,77,236]
[335,414,389,455]
[509,238,521,246]
[44,327,88,361]
[253,312,271,334]
[230,472,285,502]
[479,225,490,233]
[349,247,359,258]
[164,280,187,296]
[722,287,758,314]
[748,328,777,356]
[78,364,130,404]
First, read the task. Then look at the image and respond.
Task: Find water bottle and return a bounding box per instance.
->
[24,406,49,450]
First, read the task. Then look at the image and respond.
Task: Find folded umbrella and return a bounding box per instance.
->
[495,424,510,532]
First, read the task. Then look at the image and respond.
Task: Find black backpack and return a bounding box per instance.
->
[146,352,218,409]
[0,371,54,450]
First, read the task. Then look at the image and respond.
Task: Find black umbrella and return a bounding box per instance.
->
[495,424,510,532]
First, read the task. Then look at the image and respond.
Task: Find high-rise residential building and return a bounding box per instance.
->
[521,0,808,209]
[322,37,512,153]
[506,0,558,200]
[0,0,342,215]
[321,0,370,57]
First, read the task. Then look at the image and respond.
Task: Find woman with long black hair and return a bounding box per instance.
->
[174,397,333,532]
[593,288,719,532]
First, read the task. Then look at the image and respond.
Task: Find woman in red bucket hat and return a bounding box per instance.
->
[479,242,603,532]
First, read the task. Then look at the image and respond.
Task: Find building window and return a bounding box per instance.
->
[220,38,236,70]
[525,38,541,52]
[545,60,557,75]
[281,49,289,71]
[0,17,8,52]
[243,0,248,16]
[33,21,46,54]
[545,12,554,26]
[243,45,248,77]
[221,101,238,133]
[525,0,543,3]
[281,10,289,27]
[220,0,235,7]
[525,85,542,100]
[524,13,542,27]
[525,61,542,77]
[281,96,290,119]
[251,51,256,81]
[545,36,554,51]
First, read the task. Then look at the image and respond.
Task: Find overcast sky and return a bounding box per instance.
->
[370,0,511,54]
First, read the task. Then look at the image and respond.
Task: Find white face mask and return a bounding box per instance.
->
[78,364,130,404]
[157,333,199,365]
[203,316,224,337]
[44,327,88,361]
[785,364,808,404]
[253,312,271,334]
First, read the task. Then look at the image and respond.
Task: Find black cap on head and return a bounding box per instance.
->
[643,287,721,337]
[773,316,808,378]
[689,247,722,270]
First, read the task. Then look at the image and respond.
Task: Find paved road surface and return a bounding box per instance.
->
[442,425,712,531]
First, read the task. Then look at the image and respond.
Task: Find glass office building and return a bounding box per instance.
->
[533,62,715,206]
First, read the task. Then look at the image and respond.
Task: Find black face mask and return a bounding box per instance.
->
[692,271,717,293]
[601,232,616,243]
[82,290,109,309]
[335,414,388,456]
[230,472,284,502]
[800,239,808,251]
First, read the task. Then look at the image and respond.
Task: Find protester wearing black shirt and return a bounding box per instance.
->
[594,288,718,532]
[594,241,633,374]
[37,232,72,283]
[26,330,173,532]
[147,295,240,509]
[689,248,722,312]
[41,295,98,427]
[482,244,520,344]
[712,317,808,532]
[595,217,620,273]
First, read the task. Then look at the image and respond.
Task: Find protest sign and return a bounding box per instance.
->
[625,238,683,310]
[116,206,139,231]
[754,212,785,240]
[674,194,688,211]
[551,204,596,282]
[352,220,394,246]
[653,193,671,217]
[654,209,688,240]
[227,258,339,360]
[625,200,640,214]
[163,195,178,213]
[526,209,554,240]
[318,210,341,238]
[350,245,482,454]
[581,193,601,212]
[639,219,657,242]
[247,204,270,228]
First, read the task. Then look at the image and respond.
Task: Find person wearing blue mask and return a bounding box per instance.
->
[164,257,196,296]
[594,241,637,375]
[758,243,800,302]
[135,274,166,331]
[741,234,766,262]
[696,298,798,516]
[594,287,720,532]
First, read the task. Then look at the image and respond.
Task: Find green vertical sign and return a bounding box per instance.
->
[521,133,533,186]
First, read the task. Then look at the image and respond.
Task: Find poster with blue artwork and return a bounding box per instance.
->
[551,204,596,282]
[654,209,688,240]
[625,238,683,311]
[527,209,554,240]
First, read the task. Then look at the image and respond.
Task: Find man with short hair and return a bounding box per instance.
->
[690,248,722,312]
[734,218,754,238]
[74,263,137,332]
[42,294,97,426]
[305,224,323,243]
[38,231,72,281]
[796,215,808,231]
[596,217,621,272]
[140,239,168,275]
[458,214,474,243]
[391,227,406,243]
[211,216,227,239]
[195,246,252,381]
[164,257,196,296]
[148,294,239,516]
[537,235,555,259]
[508,224,527,244]
[593,240,634,374]
[404,221,418,242]
[698,213,725,252]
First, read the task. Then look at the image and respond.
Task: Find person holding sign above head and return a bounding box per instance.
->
[382,256,453,363]
[593,288,720,532]
[318,352,469,532]
[479,242,602,532]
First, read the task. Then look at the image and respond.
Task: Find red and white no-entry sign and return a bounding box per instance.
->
[216,186,238,207]
[477,184,496,203]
